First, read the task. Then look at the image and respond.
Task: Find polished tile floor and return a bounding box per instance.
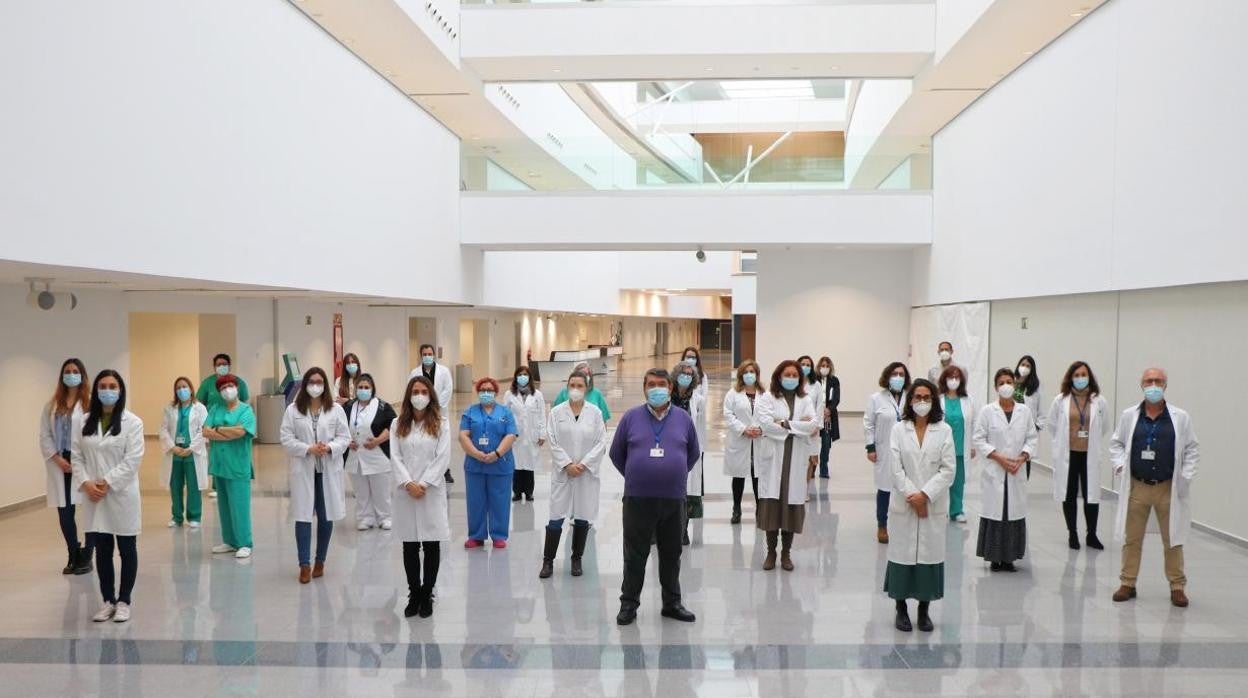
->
[3,351,1247,696]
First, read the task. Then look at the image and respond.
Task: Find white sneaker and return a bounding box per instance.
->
[357,522,373,531]
[113,602,131,623]
[953,514,968,523]
[168,520,180,528]
[235,547,252,559]
[92,603,116,622]
[188,521,201,530]
[208,491,218,499]
[212,544,237,554]
[380,520,392,531]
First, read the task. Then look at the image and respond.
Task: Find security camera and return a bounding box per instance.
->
[695,247,706,263]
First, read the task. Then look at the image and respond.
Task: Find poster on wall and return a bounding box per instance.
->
[332,313,343,380]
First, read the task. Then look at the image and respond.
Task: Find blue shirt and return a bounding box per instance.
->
[1130,403,1176,482]
[54,412,72,455]
[460,403,519,474]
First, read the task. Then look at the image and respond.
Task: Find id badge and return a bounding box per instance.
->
[478,436,490,446]
[1141,450,1156,461]
[649,447,665,458]
[1076,430,1089,439]
[176,436,189,447]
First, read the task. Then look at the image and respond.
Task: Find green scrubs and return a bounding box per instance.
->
[944,395,966,518]
[171,404,202,524]
[207,402,256,549]
[197,374,250,414]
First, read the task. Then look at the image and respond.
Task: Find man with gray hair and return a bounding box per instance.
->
[1108,367,1199,607]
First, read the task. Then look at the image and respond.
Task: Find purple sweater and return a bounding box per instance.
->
[609,404,700,500]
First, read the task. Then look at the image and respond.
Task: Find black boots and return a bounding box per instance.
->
[570,524,589,577]
[64,547,92,576]
[895,600,912,632]
[1064,501,1105,550]
[763,531,778,571]
[730,506,742,525]
[1063,501,1081,549]
[539,527,562,579]
[62,548,77,575]
[916,602,934,632]
[1085,503,1104,549]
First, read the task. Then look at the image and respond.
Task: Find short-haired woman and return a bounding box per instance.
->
[390,375,451,618]
[1047,361,1111,550]
[973,368,1039,572]
[39,358,93,574]
[756,360,820,571]
[502,365,547,503]
[280,367,351,583]
[344,374,397,531]
[73,370,144,622]
[815,357,841,479]
[160,376,208,529]
[541,371,607,579]
[671,361,706,546]
[865,362,911,544]
[460,377,519,549]
[723,360,764,524]
[937,365,976,523]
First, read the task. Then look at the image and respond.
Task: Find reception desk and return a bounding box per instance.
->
[534,346,622,385]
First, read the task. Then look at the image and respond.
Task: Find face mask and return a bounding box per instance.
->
[676,374,694,388]
[97,389,120,407]
[1072,376,1090,392]
[819,367,830,377]
[62,372,82,388]
[946,378,961,392]
[215,364,230,377]
[410,394,430,411]
[800,365,812,377]
[516,374,530,388]
[912,400,932,417]
[421,356,434,367]
[176,386,192,402]
[356,388,373,402]
[646,387,670,408]
[345,363,358,376]
[939,350,952,362]
[781,377,800,391]
[683,357,697,366]
[889,375,905,392]
[568,388,586,403]
[1018,365,1031,378]
[305,383,325,398]
[1143,385,1165,404]
[478,391,496,405]
[220,386,239,403]
[998,384,1015,399]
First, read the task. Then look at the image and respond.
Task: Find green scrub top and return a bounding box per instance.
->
[206,402,256,480]
[552,386,611,422]
[196,374,250,414]
[943,395,965,458]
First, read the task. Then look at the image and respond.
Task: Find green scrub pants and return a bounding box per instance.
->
[216,476,253,548]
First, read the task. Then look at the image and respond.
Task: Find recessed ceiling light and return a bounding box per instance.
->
[667,288,688,292]
[471,135,480,140]
[385,71,396,77]
[704,67,713,72]
[553,67,561,73]
[1071,11,1084,17]
[1022,51,1034,56]
[828,65,840,70]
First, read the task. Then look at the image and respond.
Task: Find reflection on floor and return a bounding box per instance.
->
[2,350,1247,696]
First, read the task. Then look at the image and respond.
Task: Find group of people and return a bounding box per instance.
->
[38,340,1198,633]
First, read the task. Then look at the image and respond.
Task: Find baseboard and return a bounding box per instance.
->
[0,495,45,518]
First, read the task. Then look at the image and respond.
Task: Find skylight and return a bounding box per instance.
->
[720,80,815,100]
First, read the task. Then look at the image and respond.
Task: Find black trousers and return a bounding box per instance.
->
[402,541,441,592]
[56,470,80,552]
[1065,451,1090,502]
[620,496,684,611]
[512,470,535,498]
[94,534,137,605]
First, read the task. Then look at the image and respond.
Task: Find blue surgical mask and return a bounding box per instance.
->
[176,387,192,402]
[421,356,435,367]
[742,372,757,386]
[683,357,697,366]
[98,389,120,406]
[356,388,373,402]
[800,365,812,377]
[676,374,693,388]
[1143,385,1165,404]
[345,363,358,376]
[478,391,496,405]
[1072,376,1090,392]
[889,375,905,392]
[781,377,800,391]
[215,364,230,377]
[647,387,670,408]
[62,372,82,388]
[516,374,530,388]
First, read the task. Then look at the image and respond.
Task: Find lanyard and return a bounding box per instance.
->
[1072,394,1089,429]
[890,393,904,422]
[649,412,670,447]
[1143,418,1161,450]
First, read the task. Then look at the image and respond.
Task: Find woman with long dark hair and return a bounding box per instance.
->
[756,360,819,571]
[815,356,840,479]
[336,353,362,403]
[681,346,709,402]
[1013,355,1044,479]
[797,355,824,480]
[723,359,764,523]
[1047,361,1111,550]
[38,358,93,575]
[865,362,911,544]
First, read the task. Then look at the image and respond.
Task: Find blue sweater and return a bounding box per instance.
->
[609,404,700,500]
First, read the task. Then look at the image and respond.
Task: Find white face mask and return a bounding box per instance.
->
[1017,365,1031,378]
[410,394,430,411]
[998,383,1016,399]
[939,350,952,362]
[946,378,961,392]
[305,383,325,398]
[567,388,586,403]
[819,367,830,377]
[220,386,239,403]
[912,400,932,417]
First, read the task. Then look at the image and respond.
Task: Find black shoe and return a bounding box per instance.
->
[512,494,522,502]
[917,612,934,632]
[990,562,1003,572]
[525,494,534,502]
[404,594,420,618]
[539,559,554,579]
[418,588,434,618]
[570,557,583,577]
[819,473,830,480]
[661,604,696,623]
[1002,562,1018,572]
[616,607,637,626]
[62,551,76,575]
[895,609,912,632]
[72,548,93,575]
[1068,532,1081,550]
[730,507,742,525]
[444,471,454,484]
[682,529,690,546]
[1086,533,1105,550]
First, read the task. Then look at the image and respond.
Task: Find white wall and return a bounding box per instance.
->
[731,275,757,316]
[917,0,1248,306]
[934,0,994,62]
[756,249,913,409]
[0,0,467,304]
[844,80,912,186]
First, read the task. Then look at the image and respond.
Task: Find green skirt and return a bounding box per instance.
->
[883,561,945,601]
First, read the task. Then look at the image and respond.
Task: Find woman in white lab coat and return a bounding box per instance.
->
[937,365,976,523]
[681,346,709,402]
[1013,355,1044,479]
[503,365,547,503]
[756,360,820,571]
[973,368,1039,572]
[671,362,707,546]
[390,375,451,618]
[159,376,208,529]
[884,379,955,633]
[865,362,911,544]
[344,374,397,531]
[71,369,145,623]
[336,352,362,403]
[798,355,825,478]
[280,367,351,584]
[540,372,607,580]
[39,357,93,575]
[1047,361,1111,551]
[723,359,764,524]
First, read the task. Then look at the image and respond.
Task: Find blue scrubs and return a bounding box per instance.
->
[461,403,519,542]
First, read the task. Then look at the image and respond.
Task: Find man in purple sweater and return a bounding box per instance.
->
[610,368,700,626]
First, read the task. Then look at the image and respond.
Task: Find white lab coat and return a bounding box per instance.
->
[547,401,607,522]
[345,399,392,476]
[70,410,145,536]
[389,417,452,542]
[502,389,547,472]
[675,389,707,497]
[756,391,819,505]
[408,363,454,415]
[280,403,351,523]
[38,402,83,508]
[865,390,907,491]
[1017,385,1046,433]
[972,402,1038,521]
[722,389,761,478]
[1046,393,1111,504]
[887,420,956,565]
[159,402,209,491]
[1109,403,1199,547]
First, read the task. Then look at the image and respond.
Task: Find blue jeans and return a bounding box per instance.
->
[465,471,512,541]
[295,472,333,566]
[876,489,890,528]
